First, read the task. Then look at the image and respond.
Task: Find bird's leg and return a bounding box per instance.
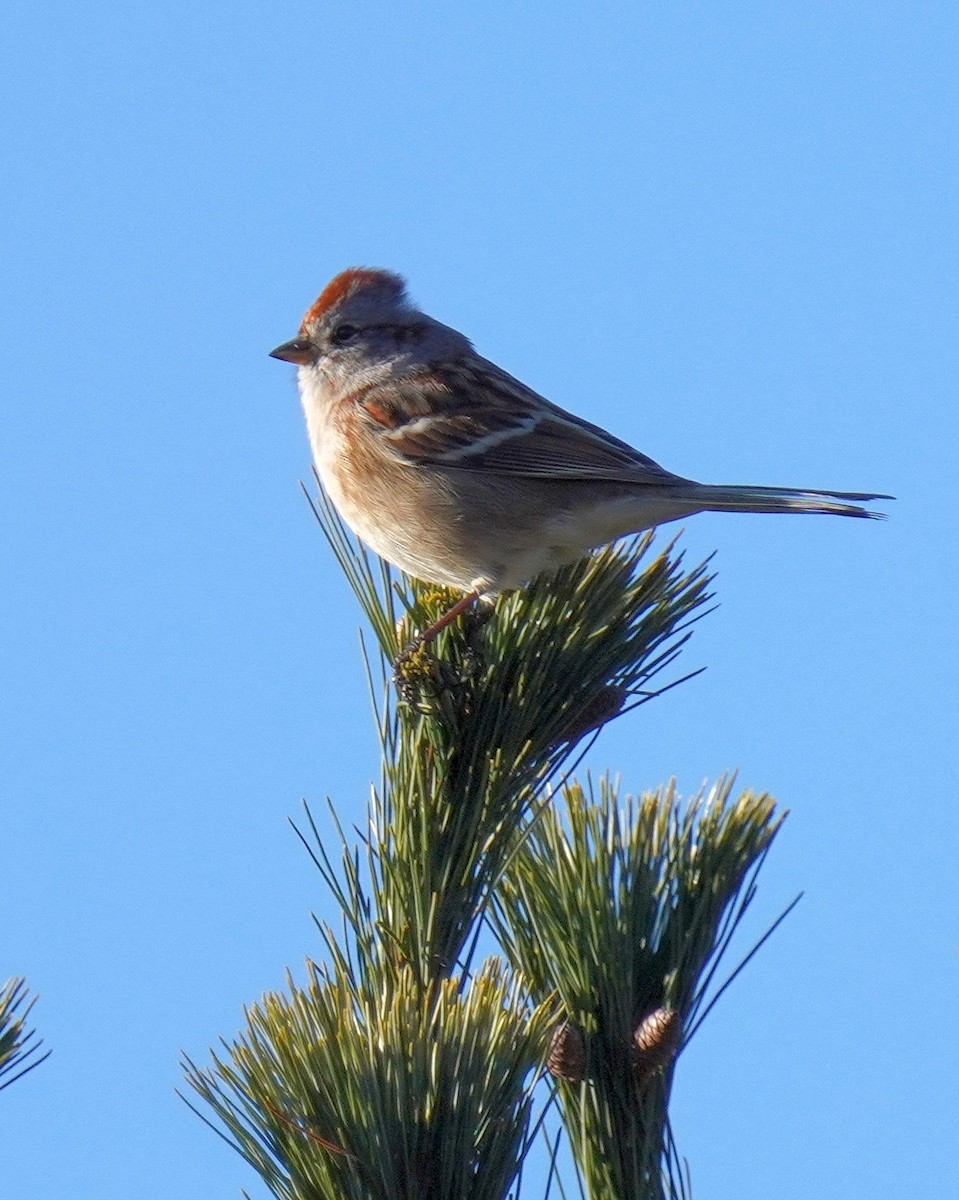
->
[394,587,483,671]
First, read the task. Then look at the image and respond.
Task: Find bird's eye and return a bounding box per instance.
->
[330,324,359,346]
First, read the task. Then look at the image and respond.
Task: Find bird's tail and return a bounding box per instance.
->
[691,483,891,520]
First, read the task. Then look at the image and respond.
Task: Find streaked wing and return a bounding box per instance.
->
[355,358,681,485]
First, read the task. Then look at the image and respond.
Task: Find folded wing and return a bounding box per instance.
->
[356,359,683,485]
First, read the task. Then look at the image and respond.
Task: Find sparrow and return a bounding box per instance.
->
[271,269,888,644]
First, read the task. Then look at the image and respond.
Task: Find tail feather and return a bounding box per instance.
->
[692,484,892,520]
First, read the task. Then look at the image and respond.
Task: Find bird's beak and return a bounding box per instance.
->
[269,337,316,365]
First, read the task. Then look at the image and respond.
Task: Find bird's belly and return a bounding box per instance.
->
[312,436,701,595]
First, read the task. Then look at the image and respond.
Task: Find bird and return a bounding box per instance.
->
[271,268,889,646]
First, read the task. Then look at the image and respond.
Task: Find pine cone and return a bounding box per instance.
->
[632,1007,682,1087]
[547,1020,586,1083]
[557,684,628,744]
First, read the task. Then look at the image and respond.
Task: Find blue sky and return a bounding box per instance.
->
[2,2,956,1196]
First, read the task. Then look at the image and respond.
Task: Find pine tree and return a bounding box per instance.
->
[184,485,790,1200]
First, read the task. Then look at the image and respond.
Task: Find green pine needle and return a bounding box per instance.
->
[492,776,786,1200]
[186,480,789,1200]
[0,977,49,1093]
[183,959,554,1200]
[304,479,715,982]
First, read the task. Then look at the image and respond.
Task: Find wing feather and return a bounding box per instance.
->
[354,359,681,486]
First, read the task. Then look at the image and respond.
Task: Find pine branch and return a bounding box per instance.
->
[0,977,49,1093]
[491,777,786,1200]
[183,960,553,1200]
[305,483,714,984]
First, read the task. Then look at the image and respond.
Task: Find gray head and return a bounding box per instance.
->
[269,269,472,386]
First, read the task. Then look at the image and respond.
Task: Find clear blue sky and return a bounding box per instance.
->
[3,3,956,1196]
